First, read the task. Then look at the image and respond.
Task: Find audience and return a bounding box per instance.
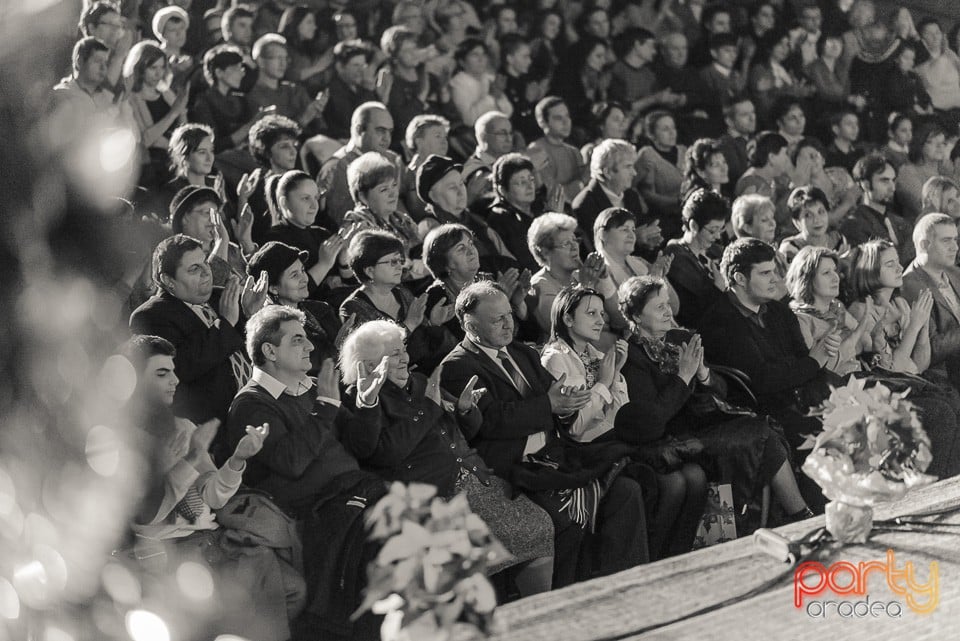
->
[60,1,960,636]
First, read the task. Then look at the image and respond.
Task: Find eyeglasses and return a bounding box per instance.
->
[376,257,405,267]
[488,130,512,138]
[552,240,579,251]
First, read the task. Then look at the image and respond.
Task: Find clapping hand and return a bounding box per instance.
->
[908,289,934,331]
[649,251,673,278]
[241,270,270,316]
[810,332,842,368]
[547,372,592,415]
[579,252,606,289]
[546,183,565,212]
[237,172,258,208]
[405,293,429,330]
[425,363,443,407]
[497,267,520,298]
[428,299,456,326]
[356,355,389,407]
[456,374,486,413]
[219,274,242,326]
[335,312,357,346]
[231,203,256,254]
[677,335,703,384]
[233,423,269,462]
[316,358,340,403]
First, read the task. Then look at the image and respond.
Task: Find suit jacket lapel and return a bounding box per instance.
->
[461,339,517,391]
[507,344,547,394]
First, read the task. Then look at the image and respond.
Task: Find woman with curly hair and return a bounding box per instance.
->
[679,138,729,203]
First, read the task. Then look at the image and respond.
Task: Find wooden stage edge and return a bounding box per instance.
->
[457,475,960,640]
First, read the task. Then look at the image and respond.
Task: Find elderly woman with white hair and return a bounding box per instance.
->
[572,138,650,252]
[527,212,619,345]
[339,319,555,595]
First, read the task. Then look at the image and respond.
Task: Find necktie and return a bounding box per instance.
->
[497,350,532,397]
[198,305,253,389]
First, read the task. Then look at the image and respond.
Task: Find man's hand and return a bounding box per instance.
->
[231,423,269,466]
[241,270,270,317]
[219,275,242,326]
[232,203,256,255]
[456,374,486,413]
[356,356,389,407]
[316,358,340,402]
[547,372,592,414]
[497,267,520,298]
[425,363,443,407]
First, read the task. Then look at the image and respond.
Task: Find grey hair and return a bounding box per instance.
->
[474,110,510,144]
[590,139,636,181]
[913,212,956,254]
[339,319,407,385]
[527,212,578,267]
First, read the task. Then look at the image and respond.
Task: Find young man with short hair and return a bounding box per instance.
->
[841,153,912,262]
[698,32,747,114]
[700,239,841,448]
[526,96,585,205]
[122,333,305,641]
[824,109,863,173]
[246,34,326,130]
[189,44,260,152]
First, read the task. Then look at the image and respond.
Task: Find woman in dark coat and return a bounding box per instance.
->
[615,275,815,530]
[339,319,554,595]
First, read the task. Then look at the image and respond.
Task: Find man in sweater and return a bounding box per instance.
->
[526,96,586,206]
[224,305,388,639]
[123,334,305,641]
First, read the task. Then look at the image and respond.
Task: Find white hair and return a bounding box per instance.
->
[339,319,407,385]
[527,212,578,267]
[590,139,636,181]
[474,111,509,144]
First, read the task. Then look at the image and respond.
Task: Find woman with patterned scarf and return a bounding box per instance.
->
[786,244,960,478]
[614,275,815,532]
[541,285,707,559]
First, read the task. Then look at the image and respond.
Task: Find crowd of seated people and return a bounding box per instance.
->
[59,0,960,639]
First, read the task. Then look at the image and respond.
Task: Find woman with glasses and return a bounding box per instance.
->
[339,230,457,372]
[663,189,728,330]
[527,213,618,345]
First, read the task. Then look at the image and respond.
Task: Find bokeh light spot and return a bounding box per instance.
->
[101,563,141,606]
[176,562,215,602]
[85,425,121,477]
[43,626,74,641]
[99,129,138,174]
[125,610,170,641]
[0,578,19,619]
[101,355,138,403]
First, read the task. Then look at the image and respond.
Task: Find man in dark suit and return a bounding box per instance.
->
[902,213,960,389]
[571,139,652,251]
[440,281,649,587]
[716,97,757,188]
[130,234,267,424]
[842,153,914,265]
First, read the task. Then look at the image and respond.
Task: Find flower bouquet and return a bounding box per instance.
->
[800,377,936,543]
[353,482,511,641]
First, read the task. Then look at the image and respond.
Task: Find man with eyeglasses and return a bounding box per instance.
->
[130,234,269,425]
[246,34,327,131]
[462,111,514,207]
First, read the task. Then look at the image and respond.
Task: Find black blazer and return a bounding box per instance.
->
[439,338,559,476]
[129,289,245,423]
[571,178,648,251]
